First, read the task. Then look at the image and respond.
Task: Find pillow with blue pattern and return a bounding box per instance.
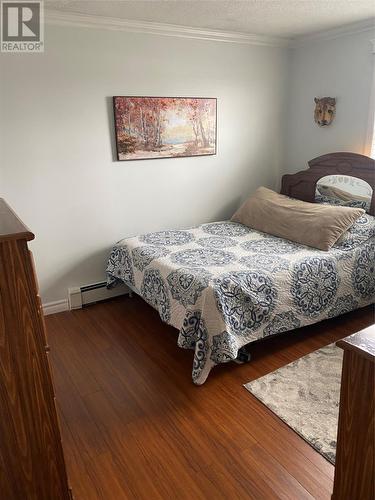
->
[334,213,375,249]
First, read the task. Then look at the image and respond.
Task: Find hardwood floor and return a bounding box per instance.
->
[46,297,374,500]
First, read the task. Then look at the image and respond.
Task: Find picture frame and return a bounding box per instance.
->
[113,96,217,161]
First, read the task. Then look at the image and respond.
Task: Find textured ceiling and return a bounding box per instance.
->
[45,0,375,38]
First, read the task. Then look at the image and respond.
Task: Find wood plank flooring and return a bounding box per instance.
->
[46,297,374,499]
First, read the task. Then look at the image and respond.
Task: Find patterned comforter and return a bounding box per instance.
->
[106,215,375,384]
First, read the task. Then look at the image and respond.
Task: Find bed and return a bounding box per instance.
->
[106,153,375,384]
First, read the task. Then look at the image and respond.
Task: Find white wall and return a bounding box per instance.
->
[284,30,375,173]
[0,24,288,303]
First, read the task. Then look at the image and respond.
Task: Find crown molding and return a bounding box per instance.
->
[44,9,375,49]
[44,9,291,47]
[292,18,375,47]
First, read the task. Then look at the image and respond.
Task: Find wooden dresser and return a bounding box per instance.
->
[0,199,72,499]
[332,325,375,500]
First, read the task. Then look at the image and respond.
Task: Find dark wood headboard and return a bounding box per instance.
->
[281,152,375,215]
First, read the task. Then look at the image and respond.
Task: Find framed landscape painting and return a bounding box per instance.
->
[113,96,217,161]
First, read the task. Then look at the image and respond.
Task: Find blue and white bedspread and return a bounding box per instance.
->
[106,215,375,384]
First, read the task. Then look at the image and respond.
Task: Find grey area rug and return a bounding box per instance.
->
[244,344,343,464]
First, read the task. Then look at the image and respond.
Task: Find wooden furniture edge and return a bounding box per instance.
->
[332,325,374,499]
[0,198,34,242]
[0,199,71,499]
[337,325,375,363]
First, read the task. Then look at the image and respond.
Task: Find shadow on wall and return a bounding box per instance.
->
[41,197,244,304]
[41,246,112,304]
[106,96,118,162]
[213,196,242,221]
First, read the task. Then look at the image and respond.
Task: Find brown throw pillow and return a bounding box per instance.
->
[231,187,365,251]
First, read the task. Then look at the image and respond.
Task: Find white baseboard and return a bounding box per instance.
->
[43,299,69,316]
[68,281,130,309]
[42,282,130,316]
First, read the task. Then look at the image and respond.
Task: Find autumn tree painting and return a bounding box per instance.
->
[113,97,216,161]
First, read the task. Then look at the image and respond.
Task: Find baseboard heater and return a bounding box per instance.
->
[68,281,130,310]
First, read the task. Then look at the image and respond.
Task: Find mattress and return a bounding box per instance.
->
[106,217,375,384]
